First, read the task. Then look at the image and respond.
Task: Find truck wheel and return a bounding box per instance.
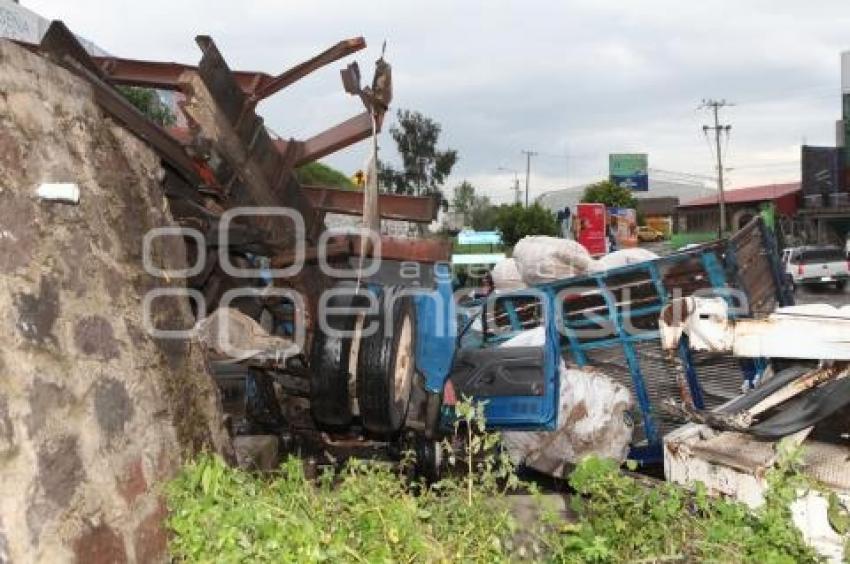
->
[310,290,359,428]
[357,288,416,435]
[836,280,847,291]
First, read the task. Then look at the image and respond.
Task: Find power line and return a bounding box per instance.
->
[521,150,538,207]
[701,99,733,236]
[728,161,799,170]
[648,167,716,183]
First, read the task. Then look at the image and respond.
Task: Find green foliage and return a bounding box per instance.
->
[453,181,495,230]
[550,443,820,563]
[117,86,176,127]
[471,203,499,231]
[167,399,522,563]
[379,109,457,196]
[166,406,820,564]
[580,180,637,209]
[296,161,355,189]
[452,180,477,216]
[669,231,718,249]
[493,203,559,247]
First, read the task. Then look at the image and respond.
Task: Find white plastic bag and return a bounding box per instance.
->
[590,248,659,273]
[499,328,633,477]
[490,258,526,291]
[512,236,592,285]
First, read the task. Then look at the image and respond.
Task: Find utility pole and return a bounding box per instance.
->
[701,99,733,237]
[521,150,537,207]
[497,167,521,204]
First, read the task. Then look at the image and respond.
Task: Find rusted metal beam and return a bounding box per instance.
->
[182,35,320,244]
[97,56,271,93]
[300,185,439,223]
[20,30,384,173]
[36,21,199,180]
[91,36,364,103]
[269,237,352,268]
[373,236,451,263]
[268,235,449,268]
[251,37,366,102]
[273,111,378,167]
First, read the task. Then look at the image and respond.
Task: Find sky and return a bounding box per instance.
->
[23,0,850,203]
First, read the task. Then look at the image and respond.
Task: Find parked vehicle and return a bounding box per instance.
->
[637,225,663,242]
[785,245,849,291]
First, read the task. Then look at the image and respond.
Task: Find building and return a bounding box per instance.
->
[0,1,105,54]
[537,172,715,234]
[677,182,800,234]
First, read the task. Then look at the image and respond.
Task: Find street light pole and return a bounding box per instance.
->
[521,150,537,207]
[498,166,521,204]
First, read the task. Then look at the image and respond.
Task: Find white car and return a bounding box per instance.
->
[785,246,849,291]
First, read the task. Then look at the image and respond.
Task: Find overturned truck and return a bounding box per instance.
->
[2,14,804,537]
[0,19,448,561]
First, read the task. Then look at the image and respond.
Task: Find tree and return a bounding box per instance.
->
[452,181,497,230]
[378,109,457,196]
[117,86,176,127]
[469,198,497,231]
[493,203,559,247]
[581,180,638,209]
[452,181,476,216]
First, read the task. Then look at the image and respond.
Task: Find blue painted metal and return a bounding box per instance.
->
[432,219,780,464]
[757,219,795,307]
[503,297,523,331]
[701,252,727,292]
[469,288,561,430]
[414,263,458,393]
[595,277,660,446]
[677,337,705,409]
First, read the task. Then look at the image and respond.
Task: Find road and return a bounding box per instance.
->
[792,283,850,308]
[636,241,849,308]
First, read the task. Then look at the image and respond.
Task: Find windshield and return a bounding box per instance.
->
[793,248,845,264]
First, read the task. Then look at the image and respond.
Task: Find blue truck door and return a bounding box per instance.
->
[449,289,560,430]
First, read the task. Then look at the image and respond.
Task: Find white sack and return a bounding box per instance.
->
[490,258,526,291]
[196,307,296,362]
[513,236,593,285]
[590,248,659,273]
[499,328,633,477]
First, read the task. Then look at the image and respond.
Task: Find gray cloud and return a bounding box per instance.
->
[26,0,850,201]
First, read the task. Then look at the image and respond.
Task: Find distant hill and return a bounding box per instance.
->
[296,162,355,189]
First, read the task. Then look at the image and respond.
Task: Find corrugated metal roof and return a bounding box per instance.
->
[537,177,716,212]
[679,182,800,208]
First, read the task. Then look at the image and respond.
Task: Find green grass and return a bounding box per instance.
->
[452,242,504,253]
[669,231,718,249]
[296,162,355,189]
[164,403,826,563]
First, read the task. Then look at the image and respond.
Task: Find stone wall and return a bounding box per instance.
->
[0,40,231,562]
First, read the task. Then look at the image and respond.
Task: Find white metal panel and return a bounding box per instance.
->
[665,424,850,563]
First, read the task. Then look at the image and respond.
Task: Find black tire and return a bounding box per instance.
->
[414,436,443,483]
[357,287,416,436]
[310,290,360,429]
[836,280,847,291]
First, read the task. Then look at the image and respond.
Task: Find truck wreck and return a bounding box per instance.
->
[0,18,447,562]
[659,299,850,561]
[1,11,849,563]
